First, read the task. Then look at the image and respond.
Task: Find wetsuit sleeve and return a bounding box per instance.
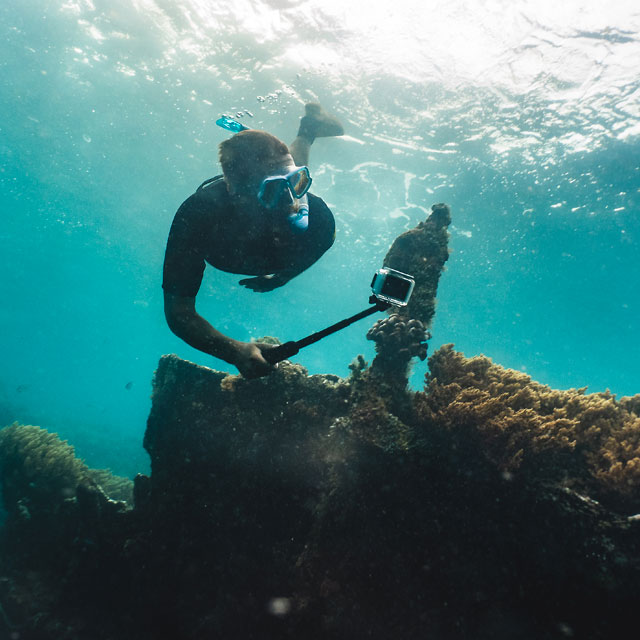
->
[162,196,207,298]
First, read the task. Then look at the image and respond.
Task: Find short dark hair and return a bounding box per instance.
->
[219,130,289,190]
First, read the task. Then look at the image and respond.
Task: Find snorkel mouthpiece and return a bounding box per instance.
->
[287,197,309,233]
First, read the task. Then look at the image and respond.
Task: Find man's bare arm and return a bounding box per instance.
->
[163,292,274,378]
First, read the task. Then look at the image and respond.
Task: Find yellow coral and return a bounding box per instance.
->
[220,374,239,392]
[418,345,640,508]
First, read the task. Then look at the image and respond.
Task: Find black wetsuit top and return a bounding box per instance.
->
[162,176,335,297]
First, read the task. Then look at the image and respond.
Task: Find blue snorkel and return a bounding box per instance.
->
[287,195,309,233]
[216,115,310,233]
[215,115,250,133]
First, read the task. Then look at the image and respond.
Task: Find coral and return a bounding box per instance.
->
[0,423,92,516]
[590,420,640,500]
[89,469,134,504]
[347,354,368,381]
[345,399,412,454]
[366,314,429,379]
[0,424,132,515]
[416,344,640,511]
[620,394,640,416]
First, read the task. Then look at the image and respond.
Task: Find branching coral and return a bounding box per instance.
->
[620,395,640,416]
[0,423,92,516]
[416,345,640,511]
[348,354,368,381]
[588,417,640,500]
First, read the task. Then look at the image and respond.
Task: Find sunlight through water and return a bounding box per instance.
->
[1,0,639,474]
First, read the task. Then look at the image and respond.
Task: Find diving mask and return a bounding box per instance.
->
[257,166,312,209]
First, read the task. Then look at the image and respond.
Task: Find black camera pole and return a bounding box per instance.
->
[263,296,391,365]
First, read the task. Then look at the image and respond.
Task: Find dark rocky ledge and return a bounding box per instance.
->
[1,349,639,639]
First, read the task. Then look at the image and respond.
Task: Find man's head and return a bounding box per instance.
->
[218,129,311,233]
[219,130,290,197]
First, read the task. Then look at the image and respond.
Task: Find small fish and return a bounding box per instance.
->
[125,381,133,390]
[16,384,30,393]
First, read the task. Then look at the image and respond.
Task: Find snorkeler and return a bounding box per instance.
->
[162,103,344,379]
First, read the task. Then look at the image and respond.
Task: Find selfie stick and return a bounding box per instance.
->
[263,296,391,365]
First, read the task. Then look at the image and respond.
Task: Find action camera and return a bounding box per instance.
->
[370,267,415,307]
[264,266,417,365]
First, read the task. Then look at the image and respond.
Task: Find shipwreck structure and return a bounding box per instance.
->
[1,204,640,639]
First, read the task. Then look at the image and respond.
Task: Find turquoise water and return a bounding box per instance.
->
[1,0,639,478]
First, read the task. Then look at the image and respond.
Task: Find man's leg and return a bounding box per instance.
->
[289,103,344,166]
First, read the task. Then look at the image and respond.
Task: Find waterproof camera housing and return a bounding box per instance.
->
[371,267,415,307]
[264,266,417,365]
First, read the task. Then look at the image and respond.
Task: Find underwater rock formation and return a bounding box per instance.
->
[382,202,451,325]
[1,348,640,639]
[1,201,639,639]
[366,203,450,384]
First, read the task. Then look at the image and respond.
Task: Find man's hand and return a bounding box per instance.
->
[232,342,277,379]
[238,274,288,292]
